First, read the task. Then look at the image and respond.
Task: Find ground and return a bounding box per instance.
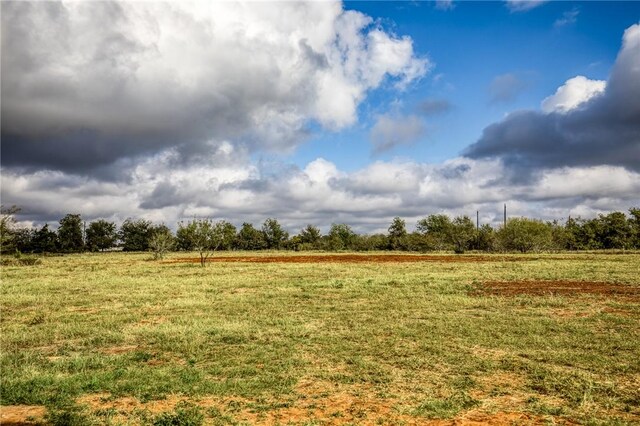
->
[1,252,638,425]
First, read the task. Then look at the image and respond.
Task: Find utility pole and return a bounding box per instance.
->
[503,204,507,228]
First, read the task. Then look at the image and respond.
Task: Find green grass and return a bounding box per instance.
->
[1,252,639,425]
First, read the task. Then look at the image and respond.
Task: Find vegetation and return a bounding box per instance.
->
[85,219,118,252]
[177,219,234,266]
[1,252,638,424]
[2,207,640,256]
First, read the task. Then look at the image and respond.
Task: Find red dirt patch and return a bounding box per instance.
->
[428,411,548,425]
[76,384,555,425]
[0,405,46,425]
[477,280,640,299]
[165,254,538,264]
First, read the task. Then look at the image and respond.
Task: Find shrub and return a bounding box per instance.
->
[496,218,554,253]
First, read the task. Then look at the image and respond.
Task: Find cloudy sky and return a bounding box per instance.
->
[2,1,639,233]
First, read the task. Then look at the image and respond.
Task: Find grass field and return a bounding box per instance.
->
[1,252,639,425]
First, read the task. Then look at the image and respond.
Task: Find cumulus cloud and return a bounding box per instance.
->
[4,156,638,234]
[1,1,428,173]
[465,23,640,177]
[541,76,606,113]
[488,73,528,103]
[369,114,426,153]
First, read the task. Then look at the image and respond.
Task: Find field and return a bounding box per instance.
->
[1,252,639,425]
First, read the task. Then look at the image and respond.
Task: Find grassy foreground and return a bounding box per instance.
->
[1,252,639,425]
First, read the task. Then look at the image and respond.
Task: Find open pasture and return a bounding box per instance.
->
[1,252,639,425]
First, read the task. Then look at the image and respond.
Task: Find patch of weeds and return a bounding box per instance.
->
[225,400,243,413]
[450,374,476,391]
[93,407,119,423]
[45,406,95,426]
[131,351,154,363]
[206,407,238,425]
[413,391,479,419]
[151,401,204,426]
[526,396,566,416]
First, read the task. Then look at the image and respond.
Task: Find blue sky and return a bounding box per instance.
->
[291,1,640,170]
[2,1,639,231]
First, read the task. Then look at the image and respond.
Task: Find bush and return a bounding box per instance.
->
[496,218,554,253]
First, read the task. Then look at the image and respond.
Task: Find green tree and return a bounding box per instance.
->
[149,225,175,260]
[564,217,583,250]
[217,221,237,250]
[475,224,496,252]
[262,218,288,249]
[449,216,476,254]
[33,224,58,253]
[299,224,322,245]
[353,233,388,251]
[598,212,632,249]
[387,217,407,250]
[0,205,20,254]
[177,219,232,266]
[57,214,84,252]
[496,217,553,253]
[120,218,153,251]
[327,223,357,250]
[86,219,117,251]
[629,207,640,249]
[13,228,36,253]
[234,222,265,250]
[289,225,322,251]
[416,214,453,250]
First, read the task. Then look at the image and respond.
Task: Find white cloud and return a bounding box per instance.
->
[529,166,640,200]
[2,1,429,169]
[4,155,638,233]
[505,0,548,13]
[541,76,606,113]
[554,7,579,28]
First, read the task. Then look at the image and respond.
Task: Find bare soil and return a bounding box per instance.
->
[166,254,542,264]
[0,405,46,425]
[476,280,640,299]
[77,390,553,425]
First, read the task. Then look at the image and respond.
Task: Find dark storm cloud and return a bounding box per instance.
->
[138,182,184,210]
[465,24,640,178]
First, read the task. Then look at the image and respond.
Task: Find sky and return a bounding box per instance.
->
[1,0,639,233]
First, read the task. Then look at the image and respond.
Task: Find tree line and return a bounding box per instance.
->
[1,207,639,261]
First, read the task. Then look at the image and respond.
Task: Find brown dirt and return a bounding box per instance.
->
[76,382,555,425]
[0,405,47,425]
[165,254,541,264]
[476,280,640,299]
